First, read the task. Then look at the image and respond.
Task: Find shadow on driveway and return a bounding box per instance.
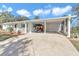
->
[0,37,32,56]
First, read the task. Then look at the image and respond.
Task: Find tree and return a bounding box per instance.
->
[15,16,30,21]
[34,16,40,20]
[72,4,79,26]
[70,4,79,37]
[72,4,79,16]
[0,11,15,23]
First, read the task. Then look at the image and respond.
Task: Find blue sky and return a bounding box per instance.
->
[0,3,77,18]
[0,3,78,26]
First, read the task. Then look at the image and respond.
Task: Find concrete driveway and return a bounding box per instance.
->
[0,35,33,56]
[27,33,79,56]
[0,33,79,56]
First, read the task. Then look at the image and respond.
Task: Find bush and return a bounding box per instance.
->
[7,27,13,32]
[71,27,79,38]
[0,25,2,28]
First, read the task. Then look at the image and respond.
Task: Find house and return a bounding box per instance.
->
[0,14,76,37]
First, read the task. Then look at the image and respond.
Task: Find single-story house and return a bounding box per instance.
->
[0,14,76,37]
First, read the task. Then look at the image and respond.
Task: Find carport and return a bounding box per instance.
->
[1,14,76,37]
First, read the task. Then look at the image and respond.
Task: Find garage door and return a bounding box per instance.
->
[46,22,62,32]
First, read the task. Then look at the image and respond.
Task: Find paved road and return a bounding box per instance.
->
[0,33,79,56]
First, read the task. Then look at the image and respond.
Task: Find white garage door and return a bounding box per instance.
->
[46,22,62,32]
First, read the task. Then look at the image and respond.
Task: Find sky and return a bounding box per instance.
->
[0,3,78,26]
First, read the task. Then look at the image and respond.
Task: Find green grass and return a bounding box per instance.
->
[70,40,79,51]
[0,34,17,41]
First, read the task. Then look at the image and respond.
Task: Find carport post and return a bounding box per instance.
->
[12,24,15,32]
[63,20,66,35]
[44,20,46,33]
[67,14,71,38]
[25,23,27,33]
[28,22,32,33]
[15,23,21,33]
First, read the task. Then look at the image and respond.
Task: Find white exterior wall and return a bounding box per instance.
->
[2,24,12,31]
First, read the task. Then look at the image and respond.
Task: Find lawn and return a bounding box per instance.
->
[70,40,79,51]
[0,34,17,41]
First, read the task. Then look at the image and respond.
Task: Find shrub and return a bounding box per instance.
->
[71,27,79,38]
[0,25,2,28]
[7,27,13,32]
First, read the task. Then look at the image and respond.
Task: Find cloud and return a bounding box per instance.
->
[44,9,51,15]
[7,7,13,12]
[16,9,31,17]
[52,5,72,16]
[33,5,72,17]
[33,9,43,16]
[0,10,2,13]
[33,9,51,16]
[1,5,13,12]
[2,5,7,8]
